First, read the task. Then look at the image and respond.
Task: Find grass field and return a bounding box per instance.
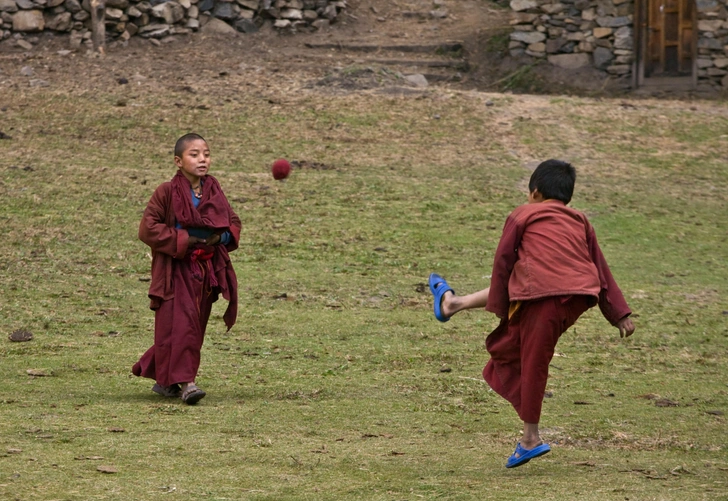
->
[1,82,727,501]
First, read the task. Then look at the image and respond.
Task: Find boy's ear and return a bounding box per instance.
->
[174,156,182,168]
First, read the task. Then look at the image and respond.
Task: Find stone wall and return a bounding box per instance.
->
[695,0,728,88]
[0,0,346,47]
[509,0,728,89]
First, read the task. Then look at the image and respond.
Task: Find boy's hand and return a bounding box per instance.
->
[616,316,635,338]
[188,236,206,245]
[206,233,221,246]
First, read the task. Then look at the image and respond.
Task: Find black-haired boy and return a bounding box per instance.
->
[430,159,635,467]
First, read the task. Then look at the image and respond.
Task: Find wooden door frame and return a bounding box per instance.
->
[632,0,697,88]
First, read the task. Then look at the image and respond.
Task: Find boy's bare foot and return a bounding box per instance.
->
[440,291,455,318]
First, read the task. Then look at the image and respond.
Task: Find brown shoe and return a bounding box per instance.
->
[181,384,206,405]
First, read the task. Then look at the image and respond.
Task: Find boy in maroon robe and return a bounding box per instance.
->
[132,133,241,405]
[428,159,635,467]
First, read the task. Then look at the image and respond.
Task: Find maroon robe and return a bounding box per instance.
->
[132,171,241,387]
[483,201,631,423]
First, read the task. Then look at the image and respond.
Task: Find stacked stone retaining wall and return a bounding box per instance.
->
[509,0,728,89]
[0,0,346,47]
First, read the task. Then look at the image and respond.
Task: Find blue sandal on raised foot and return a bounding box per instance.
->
[428,273,454,323]
[506,442,551,468]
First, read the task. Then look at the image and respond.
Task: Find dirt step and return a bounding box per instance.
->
[304,41,464,54]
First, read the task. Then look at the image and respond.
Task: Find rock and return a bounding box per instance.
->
[510,30,546,44]
[212,1,238,20]
[541,3,565,14]
[185,17,198,29]
[273,18,290,27]
[722,74,728,87]
[614,26,632,49]
[16,38,32,49]
[105,7,124,19]
[698,19,723,32]
[198,0,213,11]
[566,31,585,41]
[29,78,49,87]
[310,17,328,29]
[201,16,235,33]
[138,22,169,37]
[511,12,538,23]
[578,40,595,52]
[322,4,336,19]
[593,46,613,68]
[64,0,81,13]
[20,65,33,75]
[510,0,537,11]
[68,29,82,47]
[125,21,137,34]
[152,1,184,23]
[696,58,714,68]
[13,10,44,31]
[606,64,630,74]
[695,0,718,12]
[593,27,612,38]
[548,52,590,69]
[280,8,301,19]
[44,11,71,30]
[177,0,190,7]
[714,57,728,68]
[72,10,88,20]
[107,0,128,7]
[0,0,17,13]
[698,37,722,50]
[237,7,253,18]
[136,1,151,13]
[16,0,35,9]
[528,41,546,52]
[236,0,258,8]
[302,8,316,20]
[234,17,257,32]
[405,73,428,87]
[545,37,566,53]
[429,9,448,18]
[609,16,631,27]
[581,7,596,20]
[127,6,141,16]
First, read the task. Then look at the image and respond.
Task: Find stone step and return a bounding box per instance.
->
[304,41,464,55]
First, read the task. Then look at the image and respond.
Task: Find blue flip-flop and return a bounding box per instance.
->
[506,442,551,468]
[428,273,454,322]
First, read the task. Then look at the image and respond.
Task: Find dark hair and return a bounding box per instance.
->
[174,133,207,158]
[528,159,576,204]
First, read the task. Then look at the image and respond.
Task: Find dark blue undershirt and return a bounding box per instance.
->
[176,183,231,245]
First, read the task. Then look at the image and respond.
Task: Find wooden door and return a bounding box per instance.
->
[645,0,695,76]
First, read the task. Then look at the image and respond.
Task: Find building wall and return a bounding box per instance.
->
[509,0,728,89]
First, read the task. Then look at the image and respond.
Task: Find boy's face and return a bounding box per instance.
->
[175,138,210,183]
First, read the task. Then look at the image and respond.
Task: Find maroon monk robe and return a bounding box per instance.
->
[483,201,631,424]
[483,296,591,423]
[132,171,241,387]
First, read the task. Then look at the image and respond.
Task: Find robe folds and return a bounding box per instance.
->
[483,200,632,423]
[483,296,591,423]
[132,171,241,387]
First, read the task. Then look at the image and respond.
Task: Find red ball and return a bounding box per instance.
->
[271,159,291,180]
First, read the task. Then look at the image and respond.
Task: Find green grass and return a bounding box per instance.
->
[0,84,727,501]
